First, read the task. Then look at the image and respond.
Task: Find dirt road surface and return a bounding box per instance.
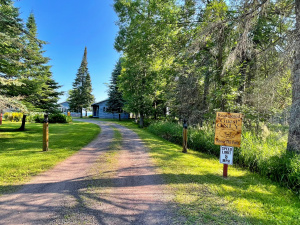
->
[0,120,178,225]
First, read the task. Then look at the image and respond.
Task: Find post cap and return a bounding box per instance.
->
[44,114,49,123]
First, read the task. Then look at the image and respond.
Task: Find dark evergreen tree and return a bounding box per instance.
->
[0,0,27,110]
[23,13,62,112]
[69,47,94,118]
[3,13,62,113]
[107,59,124,114]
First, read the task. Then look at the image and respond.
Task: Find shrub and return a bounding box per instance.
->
[48,113,68,123]
[25,112,44,123]
[66,115,72,123]
[3,112,23,122]
[33,114,45,123]
[88,115,93,118]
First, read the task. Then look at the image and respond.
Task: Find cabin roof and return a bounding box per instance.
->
[91,99,108,106]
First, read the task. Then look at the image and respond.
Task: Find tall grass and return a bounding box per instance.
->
[148,121,300,194]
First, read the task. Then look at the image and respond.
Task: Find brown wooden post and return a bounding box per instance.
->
[223,164,228,178]
[43,114,49,151]
[182,119,188,153]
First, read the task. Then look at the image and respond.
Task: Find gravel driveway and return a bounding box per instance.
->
[0,120,178,225]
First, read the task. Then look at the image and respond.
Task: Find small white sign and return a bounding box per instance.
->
[220,146,234,165]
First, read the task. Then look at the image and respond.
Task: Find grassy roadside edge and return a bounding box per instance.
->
[87,119,300,225]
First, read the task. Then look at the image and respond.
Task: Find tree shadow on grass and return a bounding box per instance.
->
[0,170,298,224]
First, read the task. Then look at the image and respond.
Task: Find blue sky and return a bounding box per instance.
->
[14,0,120,103]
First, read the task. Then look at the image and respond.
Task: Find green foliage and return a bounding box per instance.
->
[68,47,94,117]
[48,113,70,123]
[148,121,300,194]
[32,113,44,123]
[107,59,125,113]
[0,11,62,113]
[3,112,23,122]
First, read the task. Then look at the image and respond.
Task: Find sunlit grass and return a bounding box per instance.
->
[86,118,300,225]
[0,120,100,195]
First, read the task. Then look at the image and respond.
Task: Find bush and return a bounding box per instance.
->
[3,112,23,122]
[33,114,45,123]
[49,113,68,123]
[88,115,93,118]
[147,121,300,194]
[66,115,72,123]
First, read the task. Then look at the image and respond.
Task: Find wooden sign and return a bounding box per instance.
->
[214,112,243,147]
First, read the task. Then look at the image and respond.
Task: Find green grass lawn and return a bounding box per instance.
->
[87,118,300,225]
[0,120,100,195]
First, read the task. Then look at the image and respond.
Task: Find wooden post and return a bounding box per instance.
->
[182,119,188,153]
[223,164,228,178]
[0,111,2,125]
[43,114,49,151]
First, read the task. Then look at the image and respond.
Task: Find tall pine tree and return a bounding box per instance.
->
[107,59,124,114]
[69,47,94,118]
[0,0,27,111]
[3,13,62,113]
[22,13,62,112]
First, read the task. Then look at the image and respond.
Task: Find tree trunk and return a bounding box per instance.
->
[18,115,27,131]
[139,112,144,128]
[237,55,249,105]
[119,113,121,121]
[0,110,2,125]
[80,108,83,118]
[200,71,210,127]
[287,0,300,153]
[85,110,87,117]
[154,101,157,120]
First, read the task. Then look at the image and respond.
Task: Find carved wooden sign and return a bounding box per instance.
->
[214,112,243,147]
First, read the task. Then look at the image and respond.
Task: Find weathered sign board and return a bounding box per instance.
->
[214,112,243,148]
[220,146,234,165]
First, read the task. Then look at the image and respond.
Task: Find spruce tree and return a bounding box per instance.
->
[107,59,124,114]
[22,13,62,112]
[69,47,94,118]
[3,13,62,113]
[0,0,27,111]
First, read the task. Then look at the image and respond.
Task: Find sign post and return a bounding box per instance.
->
[214,112,243,178]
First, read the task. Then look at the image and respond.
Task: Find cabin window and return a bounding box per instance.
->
[103,107,106,112]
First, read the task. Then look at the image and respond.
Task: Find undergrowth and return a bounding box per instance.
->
[148,121,300,194]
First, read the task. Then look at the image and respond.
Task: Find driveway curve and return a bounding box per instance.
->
[0,120,178,225]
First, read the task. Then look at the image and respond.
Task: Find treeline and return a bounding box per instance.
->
[112,0,300,152]
[113,0,293,126]
[0,0,62,113]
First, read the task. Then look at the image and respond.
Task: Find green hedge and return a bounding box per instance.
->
[147,121,300,194]
[3,112,72,123]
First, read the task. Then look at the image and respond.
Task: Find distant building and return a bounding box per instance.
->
[58,101,87,117]
[58,101,70,113]
[91,99,130,119]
